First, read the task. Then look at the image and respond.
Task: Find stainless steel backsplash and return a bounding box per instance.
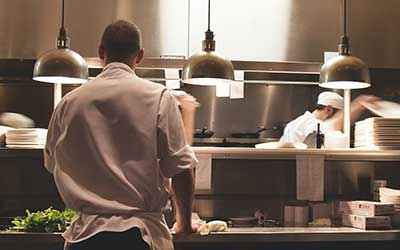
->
[182,84,316,138]
[0,0,399,135]
[0,0,400,67]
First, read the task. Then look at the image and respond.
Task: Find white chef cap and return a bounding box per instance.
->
[317,91,343,110]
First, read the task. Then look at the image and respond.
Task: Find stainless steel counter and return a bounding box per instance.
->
[1,227,400,246]
[175,227,400,243]
[193,147,400,161]
[3,147,400,162]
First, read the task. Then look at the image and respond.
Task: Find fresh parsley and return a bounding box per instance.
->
[9,207,76,233]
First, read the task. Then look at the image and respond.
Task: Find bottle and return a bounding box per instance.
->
[316,123,324,149]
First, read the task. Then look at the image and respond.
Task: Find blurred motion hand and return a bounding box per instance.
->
[170,90,199,144]
[0,112,35,128]
[354,95,381,109]
[170,90,200,112]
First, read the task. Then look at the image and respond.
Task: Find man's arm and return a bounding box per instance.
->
[326,95,380,131]
[171,168,194,235]
[174,93,198,145]
[171,93,198,235]
[157,90,198,235]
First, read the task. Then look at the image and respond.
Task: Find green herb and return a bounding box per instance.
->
[9,207,77,233]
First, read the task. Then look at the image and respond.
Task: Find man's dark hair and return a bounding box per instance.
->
[315,104,327,110]
[315,104,339,114]
[100,20,142,64]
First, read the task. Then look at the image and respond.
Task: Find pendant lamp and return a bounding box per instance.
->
[320,0,370,89]
[182,0,234,86]
[33,0,88,108]
[319,0,371,148]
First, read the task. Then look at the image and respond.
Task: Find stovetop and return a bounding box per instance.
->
[193,137,279,147]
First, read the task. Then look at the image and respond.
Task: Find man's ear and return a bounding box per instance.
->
[325,105,334,116]
[134,48,145,65]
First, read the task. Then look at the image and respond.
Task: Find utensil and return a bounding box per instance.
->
[194,127,214,138]
[231,126,275,139]
[229,217,258,227]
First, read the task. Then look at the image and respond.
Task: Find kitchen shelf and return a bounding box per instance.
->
[1,147,400,162]
[0,148,43,158]
[0,58,321,86]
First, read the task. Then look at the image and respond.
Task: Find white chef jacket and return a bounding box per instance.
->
[280,111,333,144]
[44,62,197,250]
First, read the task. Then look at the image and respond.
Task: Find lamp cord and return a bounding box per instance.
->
[343,0,347,37]
[57,0,68,48]
[339,0,350,54]
[207,0,211,32]
[203,0,215,50]
[61,0,65,29]
[204,0,214,41]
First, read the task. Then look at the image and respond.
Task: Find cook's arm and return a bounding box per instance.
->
[171,168,194,234]
[157,90,198,235]
[327,95,379,131]
[176,94,198,145]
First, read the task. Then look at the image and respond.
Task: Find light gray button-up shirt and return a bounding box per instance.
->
[44,62,197,250]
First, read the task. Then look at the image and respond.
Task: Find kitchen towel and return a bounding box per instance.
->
[195,154,212,191]
[296,155,325,201]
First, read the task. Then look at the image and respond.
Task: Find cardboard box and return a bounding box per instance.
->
[342,214,391,230]
[310,202,332,220]
[284,205,309,227]
[339,201,395,216]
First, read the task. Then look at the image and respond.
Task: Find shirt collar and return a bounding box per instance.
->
[97,62,137,80]
[304,111,314,117]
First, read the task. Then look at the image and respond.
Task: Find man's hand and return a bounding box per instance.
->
[172,221,198,237]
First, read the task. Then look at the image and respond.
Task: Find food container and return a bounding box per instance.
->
[342,214,392,230]
[339,201,395,216]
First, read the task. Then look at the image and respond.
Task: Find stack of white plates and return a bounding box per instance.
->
[5,128,47,149]
[354,118,400,150]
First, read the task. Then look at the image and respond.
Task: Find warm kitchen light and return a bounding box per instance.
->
[33,0,88,108]
[319,0,371,147]
[182,0,234,86]
[319,0,370,89]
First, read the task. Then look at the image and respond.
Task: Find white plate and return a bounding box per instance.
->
[362,101,400,118]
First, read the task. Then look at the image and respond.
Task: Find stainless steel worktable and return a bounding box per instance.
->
[193,147,400,161]
[1,227,400,250]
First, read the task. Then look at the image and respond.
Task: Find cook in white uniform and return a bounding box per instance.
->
[280,92,379,146]
[280,91,344,145]
[45,20,198,250]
